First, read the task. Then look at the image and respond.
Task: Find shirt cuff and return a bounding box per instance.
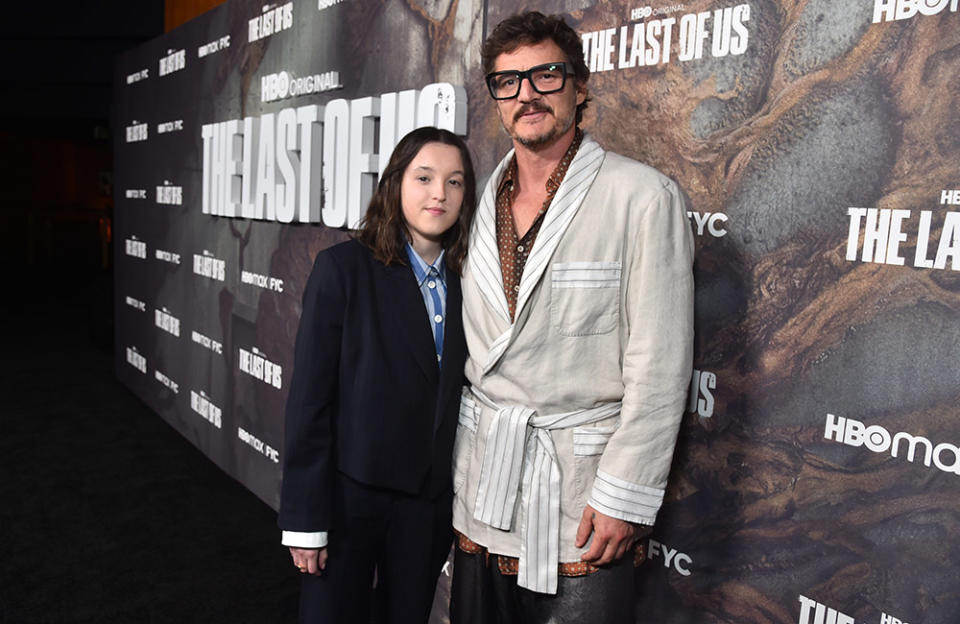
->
[587,470,664,525]
[282,530,328,548]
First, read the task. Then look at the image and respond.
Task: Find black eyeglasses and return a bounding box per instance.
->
[485,62,569,100]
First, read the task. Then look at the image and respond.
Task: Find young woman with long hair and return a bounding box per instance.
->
[279,127,476,623]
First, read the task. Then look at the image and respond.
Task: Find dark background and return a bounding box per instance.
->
[4,2,960,623]
[0,3,302,622]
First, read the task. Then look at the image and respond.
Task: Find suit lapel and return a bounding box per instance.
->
[379,261,439,386]
[436,273,465,431]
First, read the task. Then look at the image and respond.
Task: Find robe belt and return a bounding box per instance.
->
[466,387,622,594]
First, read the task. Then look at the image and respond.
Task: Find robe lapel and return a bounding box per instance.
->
[473,134,606,375]
[513,135,605,322]
[467,151,514,326]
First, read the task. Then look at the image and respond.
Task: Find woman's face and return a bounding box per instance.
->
[400,141,465,255]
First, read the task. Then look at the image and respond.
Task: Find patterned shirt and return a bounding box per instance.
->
[405,243,448,366]
[495,128,583,320]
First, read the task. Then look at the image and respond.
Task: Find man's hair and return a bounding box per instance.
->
[481,11,591,123]
[355,126,476,275]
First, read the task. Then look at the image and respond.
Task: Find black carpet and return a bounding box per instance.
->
[0,272,300,623]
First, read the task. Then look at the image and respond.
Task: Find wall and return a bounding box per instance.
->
[113,2,960,622]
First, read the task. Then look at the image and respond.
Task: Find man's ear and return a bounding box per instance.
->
[575,81,588,106]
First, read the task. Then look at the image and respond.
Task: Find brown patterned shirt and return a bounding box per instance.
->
[495,128,584,320]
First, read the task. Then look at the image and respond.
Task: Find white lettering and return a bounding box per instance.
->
[933,212,960,270]
[125,347,147,374]
[126,68,149,84]
[238,347,283,389]
[158,49,186,77]
[248,3,294,42]
[125,122,149,143]
[848,207,960,271]
[154,249,181,265]
[191,391,223,429]
[237,426,280,462]
[677,11,710,62]
[193,253,227,281]
[687,369,716,417]
[156,184,184,205]
[942,189,960,205]
[647,539,692,576]
[154,308,181,337]
[688,211,728,237]
[191,330,224,355]
[797,595,855,624]
[125,296,146,312]
[125,239,147,259]
[202,83,466,226]
[198,35,230,57]
[154,369,180,394]
[825,414,959,476]
[873,0,959,23]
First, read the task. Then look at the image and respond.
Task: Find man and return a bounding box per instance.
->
[450,11,694,623]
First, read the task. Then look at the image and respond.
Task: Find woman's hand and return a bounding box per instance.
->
[290,546,328,576]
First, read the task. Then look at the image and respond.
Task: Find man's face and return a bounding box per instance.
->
[492,39,586,150]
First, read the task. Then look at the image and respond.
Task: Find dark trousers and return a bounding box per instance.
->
[449,546,635,624]
[298,473,452,624]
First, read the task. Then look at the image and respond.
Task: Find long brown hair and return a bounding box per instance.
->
[355,127,476,275]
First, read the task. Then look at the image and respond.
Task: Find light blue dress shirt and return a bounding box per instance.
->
[404,243,448,366]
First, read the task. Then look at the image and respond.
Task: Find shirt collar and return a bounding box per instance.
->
[497,127,584,197]
[405,242,446,287]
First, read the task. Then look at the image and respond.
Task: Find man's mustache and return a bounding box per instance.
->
[514,102,553,122]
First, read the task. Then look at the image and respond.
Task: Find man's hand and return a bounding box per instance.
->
[575,504,648,565]
[289,546,328,576]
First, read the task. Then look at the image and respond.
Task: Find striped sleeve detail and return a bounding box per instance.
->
[587,470,663,525]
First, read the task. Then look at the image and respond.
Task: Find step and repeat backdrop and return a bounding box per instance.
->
[113,1,959,622]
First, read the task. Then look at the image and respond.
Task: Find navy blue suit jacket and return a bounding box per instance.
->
[278,239,467,534]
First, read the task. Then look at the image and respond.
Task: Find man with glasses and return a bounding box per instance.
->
[450,11,694,623]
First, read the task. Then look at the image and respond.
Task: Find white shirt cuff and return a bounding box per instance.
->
[282,530,328,548]
[588,470,664,525]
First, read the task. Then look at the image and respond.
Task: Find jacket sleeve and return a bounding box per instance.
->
[588,179,695,525]
[278,248,346,535]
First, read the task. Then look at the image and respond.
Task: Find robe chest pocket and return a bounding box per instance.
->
[550,262,621,336]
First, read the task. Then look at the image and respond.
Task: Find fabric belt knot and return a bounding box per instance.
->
[468,387,621,594]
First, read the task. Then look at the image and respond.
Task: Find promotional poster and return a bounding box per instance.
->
[113,1,960,622]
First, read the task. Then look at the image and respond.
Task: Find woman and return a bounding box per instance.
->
[278,126,476,624]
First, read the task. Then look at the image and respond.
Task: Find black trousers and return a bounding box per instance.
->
[298,473,452,624]
[449,546,635,624]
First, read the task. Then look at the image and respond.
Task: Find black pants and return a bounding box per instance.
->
[298,474,452,624]
[449,546,635,624]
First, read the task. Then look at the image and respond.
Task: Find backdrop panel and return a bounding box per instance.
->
[113,1,959,622]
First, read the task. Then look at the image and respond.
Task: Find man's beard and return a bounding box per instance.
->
[504,102,574,149]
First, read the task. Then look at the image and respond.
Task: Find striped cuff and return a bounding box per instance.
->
[587,470,663,525]
[281,530,328,548]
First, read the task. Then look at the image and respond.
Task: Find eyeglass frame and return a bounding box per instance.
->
[485,62,571,100]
